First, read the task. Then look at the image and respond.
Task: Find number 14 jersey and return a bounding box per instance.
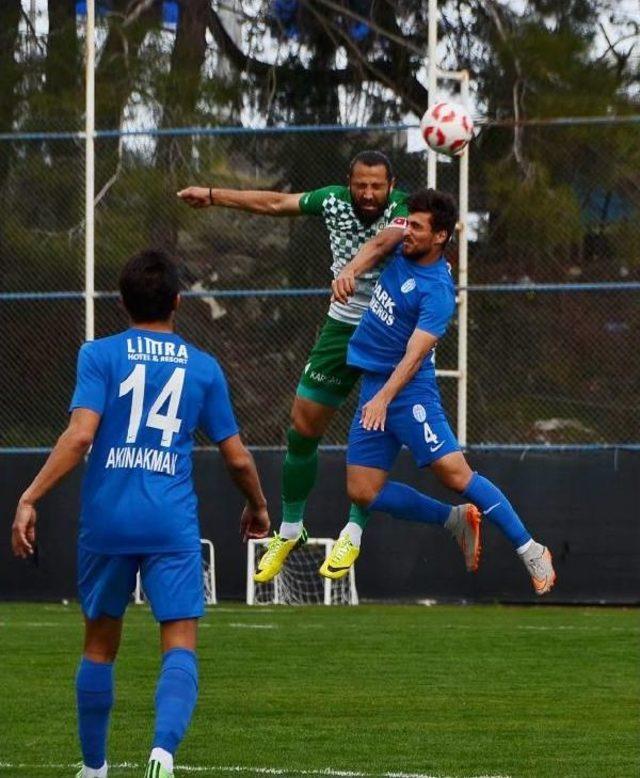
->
[70,328,239,554]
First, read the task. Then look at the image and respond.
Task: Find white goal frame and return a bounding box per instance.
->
[134,538,217,605]
[246,537,358,606]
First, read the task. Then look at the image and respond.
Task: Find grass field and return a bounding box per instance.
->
[0,603,638,778]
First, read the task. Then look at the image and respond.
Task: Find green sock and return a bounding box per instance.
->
[348,502,370,529]
[281,428,321,524]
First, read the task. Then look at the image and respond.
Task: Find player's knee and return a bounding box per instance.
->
[290,408,318,439]
[438,469,470,492]
[347,481,378,507]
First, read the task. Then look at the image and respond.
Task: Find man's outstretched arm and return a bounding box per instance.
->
[11,408,101,558]
[177,186,303,216]
[332,226,405,303]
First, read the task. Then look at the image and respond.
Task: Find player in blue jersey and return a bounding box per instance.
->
[320,190,556,595]
[11,250,270,778]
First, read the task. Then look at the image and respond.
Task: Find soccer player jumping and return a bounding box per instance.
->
[11,251,270,778]
[179,151,447,583]
[320,189,556,595]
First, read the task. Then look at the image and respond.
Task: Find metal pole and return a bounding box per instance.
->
[84,0,95,342]
[456,71,470,447]
[427,0,438,188]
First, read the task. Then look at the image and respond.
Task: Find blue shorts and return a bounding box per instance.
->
[347,375,460,471]
[78,547,205,622]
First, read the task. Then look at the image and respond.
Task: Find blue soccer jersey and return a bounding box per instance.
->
[346,255,459,471]
[70,328,239,555]
[347,254,456,388]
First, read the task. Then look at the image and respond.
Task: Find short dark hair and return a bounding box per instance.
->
[119,249,180,323]
[407,188,458,243]
[348,150,394,180]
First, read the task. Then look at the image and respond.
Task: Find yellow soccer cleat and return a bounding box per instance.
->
[319,535,360,580]
[253,528,308,583]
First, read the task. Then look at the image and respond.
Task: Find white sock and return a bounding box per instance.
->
[81,764,107,778]
[150,748,173,772]
[444,504,463,532]
[279,520,303,540]
[340,522,363,547]
[517,538,541,557]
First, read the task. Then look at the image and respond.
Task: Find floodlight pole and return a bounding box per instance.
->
[427,0,438,188]
[428,62,471,447]
[456,71,470,447]
[84,0,96,342]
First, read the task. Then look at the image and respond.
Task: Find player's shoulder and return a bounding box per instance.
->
[78,331,126,360]
[390,189,408,204]
[179,338,226,381]
[299,184,349,214]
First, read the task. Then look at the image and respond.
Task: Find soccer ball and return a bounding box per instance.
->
[420,101,474,157]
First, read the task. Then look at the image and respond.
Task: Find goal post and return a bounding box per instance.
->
[134,537,217,605]
[247,537,358,606]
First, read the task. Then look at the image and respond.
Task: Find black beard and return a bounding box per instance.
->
[353,201,386,225]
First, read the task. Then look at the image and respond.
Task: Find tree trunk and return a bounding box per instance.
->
[151,0,209,249]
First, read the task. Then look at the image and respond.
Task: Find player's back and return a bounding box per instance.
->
[71,328,238,555]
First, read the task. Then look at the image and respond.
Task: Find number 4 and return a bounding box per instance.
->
[119,365,185,448]
[423,422,439,445]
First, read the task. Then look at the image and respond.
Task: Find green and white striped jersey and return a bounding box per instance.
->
[299,185,408,325]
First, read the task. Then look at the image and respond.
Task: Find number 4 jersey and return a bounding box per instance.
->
[70,328,239,555]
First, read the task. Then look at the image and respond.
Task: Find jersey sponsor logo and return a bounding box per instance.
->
[412,404,427,423]
[126,336,188,364]
[105,446,178,475]
[390,217,409,229]
[401,278,416,294]
[369,282,395,326]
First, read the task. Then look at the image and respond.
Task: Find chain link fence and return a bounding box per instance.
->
[1,120,638,449]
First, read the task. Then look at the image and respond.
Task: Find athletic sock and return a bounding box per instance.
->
[348,502,370,530]
[280,428,321,529]
[279,520,304,540]
[340,522,363,547]
[76,658,114,770]
[462,472,532,548]
[517,539,543,560]
[369,481,452,525]
[153,648,199,758]
[150,747,174,772]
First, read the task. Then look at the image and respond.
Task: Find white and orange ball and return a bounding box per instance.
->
[420,101,474,157]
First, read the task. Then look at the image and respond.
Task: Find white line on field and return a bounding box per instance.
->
[0,622,62,627]
[228,622,277,629]
[0,763,511,778]
[209,607,277,613]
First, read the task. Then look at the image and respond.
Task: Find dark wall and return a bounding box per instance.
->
[2,450,639,604]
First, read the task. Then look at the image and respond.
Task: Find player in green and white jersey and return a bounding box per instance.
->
[178,151,408,581]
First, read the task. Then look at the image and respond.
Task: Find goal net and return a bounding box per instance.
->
[246,537,358,606]
[134,538,216,606]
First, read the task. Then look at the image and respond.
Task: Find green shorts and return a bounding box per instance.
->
[296,316,361,408]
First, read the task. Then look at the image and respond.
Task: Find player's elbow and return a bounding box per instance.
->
[224,449,253,474]
[63,427,94,451]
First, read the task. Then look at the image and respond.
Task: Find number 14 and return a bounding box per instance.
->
[119,365,185,447]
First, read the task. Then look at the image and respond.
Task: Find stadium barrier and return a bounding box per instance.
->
[2,448,638,605]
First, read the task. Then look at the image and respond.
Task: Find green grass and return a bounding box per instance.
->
[0,603,638,778]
